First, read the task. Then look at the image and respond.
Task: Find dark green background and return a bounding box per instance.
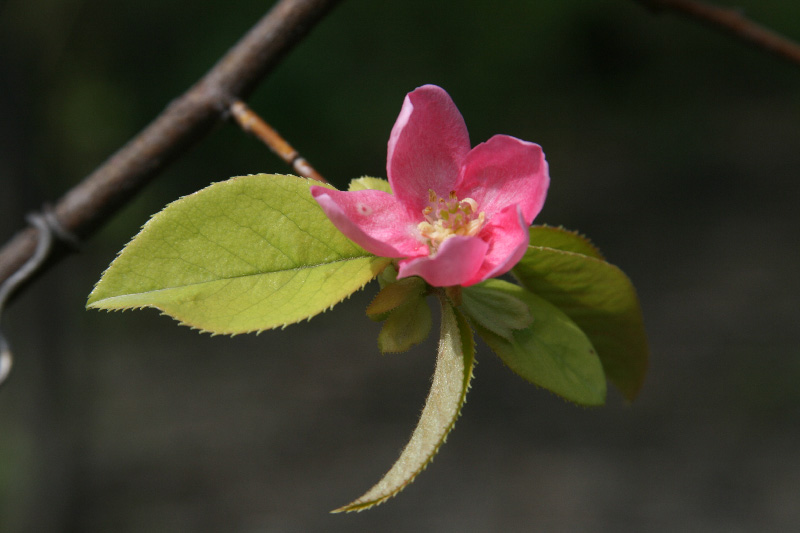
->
[1,0,799,530]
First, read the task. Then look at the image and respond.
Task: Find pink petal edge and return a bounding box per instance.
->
[467,205,530,285]
[310,186,424,258]
[387,85,471,214]
[456,135,549,224]
[397,235,489,287]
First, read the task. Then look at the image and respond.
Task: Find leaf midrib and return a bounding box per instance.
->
[90,254,378,304]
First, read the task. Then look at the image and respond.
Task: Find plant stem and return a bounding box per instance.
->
[230,100,328,183]
[0,0,342,298]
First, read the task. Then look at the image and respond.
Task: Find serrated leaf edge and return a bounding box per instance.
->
[511,248,647,401]
[333,299,475,513]
[86,174,340,305]
[529,224,605,260]
[469,280,606,407]
[89,256,390,336]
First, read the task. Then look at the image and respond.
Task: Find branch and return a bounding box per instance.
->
[0,0,342,292]
[230,100,328,183]
[636,0,800,67]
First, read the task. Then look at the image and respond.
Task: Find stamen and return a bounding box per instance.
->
[417,190,486,255]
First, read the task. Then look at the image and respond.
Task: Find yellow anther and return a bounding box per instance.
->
[417,190,486,255]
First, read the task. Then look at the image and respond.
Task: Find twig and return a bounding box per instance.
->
[230,100,328,183]
[0,0,342,297]
[636,0,800,67]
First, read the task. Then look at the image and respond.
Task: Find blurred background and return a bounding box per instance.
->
[1,0,799,530]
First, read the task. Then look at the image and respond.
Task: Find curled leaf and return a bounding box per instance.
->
[334,298,475,512]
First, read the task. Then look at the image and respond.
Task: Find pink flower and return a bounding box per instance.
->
[311,85,549,287]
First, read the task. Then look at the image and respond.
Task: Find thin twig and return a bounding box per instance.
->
[0,0,342,298]
[230,100,328,183]
[636,0,800,67]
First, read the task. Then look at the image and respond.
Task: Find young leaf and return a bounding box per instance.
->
[472,279,606,406]
[367,276,428,319]
[87,174,390,334]
[376,263,398,289]
[377,294,432,353]
[512,247,648,401]
[334,298,475,512]
[348,176,393,193]
[528,225,604,259]
[461,282,532,340]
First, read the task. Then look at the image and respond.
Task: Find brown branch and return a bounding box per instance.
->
[636,0,800,67]
[230,100,328,183]
[0,0,342,293]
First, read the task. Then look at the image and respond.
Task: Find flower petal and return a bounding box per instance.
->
[456,135,549,224]
[311,187,425,258]
[388,85,471,214]
[397,236,488,287]
[468,205,530,285]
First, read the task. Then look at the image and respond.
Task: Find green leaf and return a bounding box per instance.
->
[512,246,648,401]
[377,294,432,353]
[528,225,604,259]
[369,277,432,353]
[334,298,475,512]
[472,279,606,406]
[367,276,428,319]
[461,282,532,340]
[376,263,398,289]
[348,176,393,193]
[87,174,391,334]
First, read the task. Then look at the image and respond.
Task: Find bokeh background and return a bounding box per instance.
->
[1,0,799,531]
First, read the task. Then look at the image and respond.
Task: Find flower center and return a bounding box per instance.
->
[417,189,486,254]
